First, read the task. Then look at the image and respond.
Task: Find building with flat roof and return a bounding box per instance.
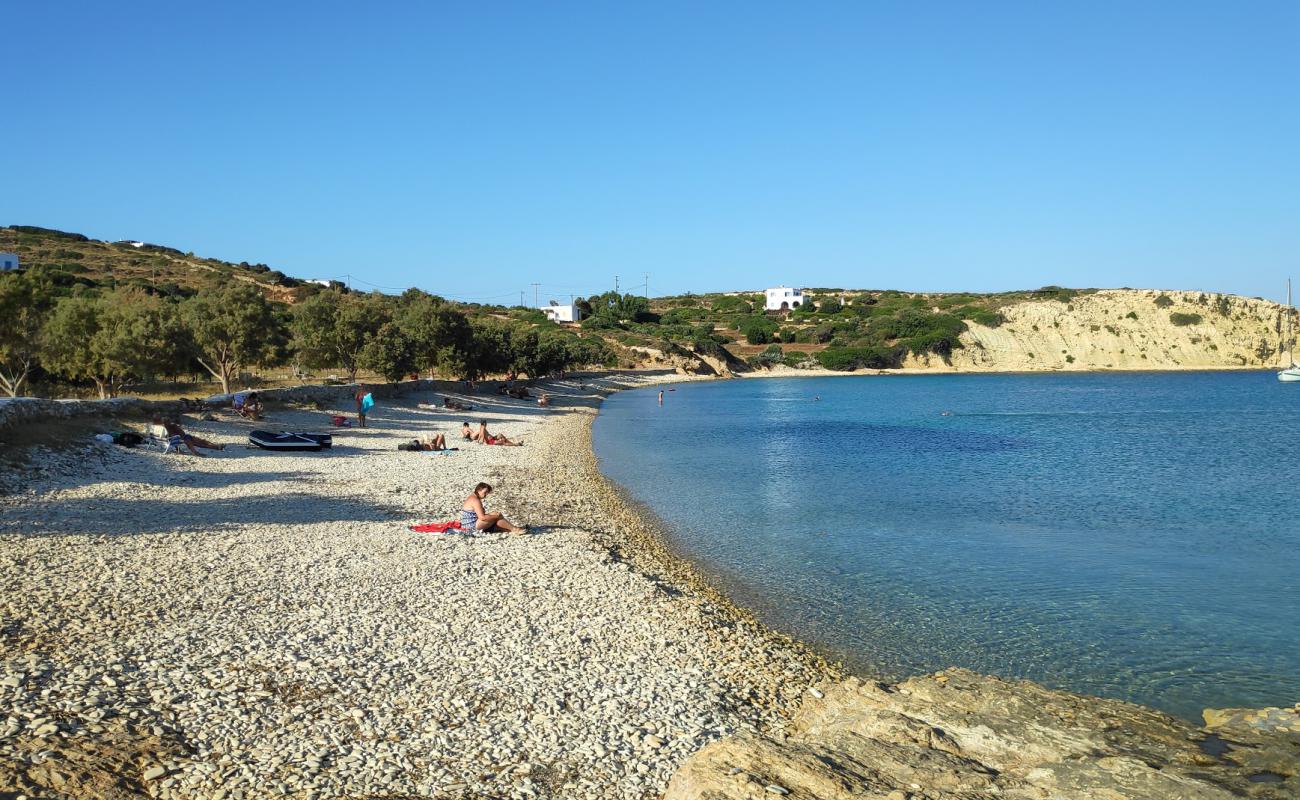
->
[764,286,803,311]
[540,301,581,323]
[0,253,19,271]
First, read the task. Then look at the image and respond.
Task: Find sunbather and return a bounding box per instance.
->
[474,420,523,446]
[151,417,224,456]
[461,482,526,534]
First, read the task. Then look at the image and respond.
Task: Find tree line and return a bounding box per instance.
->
[0,269,615,398]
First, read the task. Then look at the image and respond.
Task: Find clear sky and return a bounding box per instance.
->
[4,1,1298,303]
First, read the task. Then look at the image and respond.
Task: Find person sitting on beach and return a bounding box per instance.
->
[537,393,550,408]
[462,421,479,442]
[152,416,224,456]
[233,391,263,420]
[461,482,526,534]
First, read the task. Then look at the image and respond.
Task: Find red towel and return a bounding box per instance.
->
[410,520,463,533]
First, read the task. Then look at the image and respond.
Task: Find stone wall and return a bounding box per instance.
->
[0,379,442,436]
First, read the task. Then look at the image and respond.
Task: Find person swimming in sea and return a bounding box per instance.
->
[461,482,526,534]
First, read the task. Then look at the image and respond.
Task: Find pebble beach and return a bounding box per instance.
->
[0,374,834,799]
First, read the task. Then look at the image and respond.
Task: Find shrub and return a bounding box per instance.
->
[1154,294,1174,308]
[1125,311,1138,320]
[816,345,902,371]
[711,296,752,314]
[738,315,779,344]
[1170,312,1202,326]
[967,309,1004,328]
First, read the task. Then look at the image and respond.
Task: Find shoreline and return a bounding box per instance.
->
[0,371,834,800]
[1,371,1296,799]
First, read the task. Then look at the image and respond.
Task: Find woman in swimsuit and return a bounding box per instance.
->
[461,482,525,534]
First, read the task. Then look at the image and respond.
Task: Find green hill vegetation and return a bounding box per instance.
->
[10,224,1253,395]
[0,225,617,398]
[598,286,1095,372]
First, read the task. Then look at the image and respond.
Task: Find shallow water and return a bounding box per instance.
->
[592,372,1300,720]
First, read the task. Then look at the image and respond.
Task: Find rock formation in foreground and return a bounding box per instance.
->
[666,668,1299,799]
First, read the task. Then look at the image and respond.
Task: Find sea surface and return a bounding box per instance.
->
[592,372,1300,720]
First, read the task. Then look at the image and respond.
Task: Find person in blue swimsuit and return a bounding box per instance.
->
[461,482,526,534]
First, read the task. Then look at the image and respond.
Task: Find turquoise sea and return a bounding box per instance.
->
[592,372,1300,720]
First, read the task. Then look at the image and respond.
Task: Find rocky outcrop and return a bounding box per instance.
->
[665,669,1299,799]
[937,289,1294,372]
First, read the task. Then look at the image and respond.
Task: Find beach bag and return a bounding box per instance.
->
[112,431,144,448]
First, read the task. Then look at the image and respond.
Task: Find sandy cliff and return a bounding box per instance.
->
[905,289,1294,372]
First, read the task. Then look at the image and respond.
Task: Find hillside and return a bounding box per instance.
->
[619,287,1296,375]
[4,225,1293,377]
[0,225,314,303]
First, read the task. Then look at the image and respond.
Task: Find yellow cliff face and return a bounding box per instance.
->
[905,289,1293,372]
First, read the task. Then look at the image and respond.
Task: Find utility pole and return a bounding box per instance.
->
[520,290,525,307]
[644,273,649,299]
[532,282,540,308]
[614,275,619,294]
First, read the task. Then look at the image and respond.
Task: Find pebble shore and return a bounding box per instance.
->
[0,373,835,799]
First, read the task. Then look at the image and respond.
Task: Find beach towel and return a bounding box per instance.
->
[410,520,463,533]
[360,393,375,413]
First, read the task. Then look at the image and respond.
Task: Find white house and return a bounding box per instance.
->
[764,286,803,311]
[0,253,19,271]
[541,300,581,323]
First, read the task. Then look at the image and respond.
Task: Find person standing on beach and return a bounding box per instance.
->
[355,386,374,428]
[658,389,664,405]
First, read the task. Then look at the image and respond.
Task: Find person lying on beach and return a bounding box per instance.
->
[398,434,450,451]
[442,397,473,411]
[461,482,526,534]
[474,420,523,446]
[151,417,224,456]
[462,421,479,442]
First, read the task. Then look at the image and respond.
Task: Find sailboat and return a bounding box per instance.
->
[1280,279,1300,382]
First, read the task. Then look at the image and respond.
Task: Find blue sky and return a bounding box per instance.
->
[4,1,1298,302]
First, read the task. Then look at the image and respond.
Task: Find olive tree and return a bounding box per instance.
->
[292,290,390,382]
[0,271,56,397]
[43,289,189,398]
[183,283,283,394]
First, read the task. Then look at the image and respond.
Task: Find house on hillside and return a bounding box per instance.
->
[765,286,804,311]
[0,253,19,271]
[541,300,581,323]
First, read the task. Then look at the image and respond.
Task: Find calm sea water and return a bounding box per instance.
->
[592,372,1300,720]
